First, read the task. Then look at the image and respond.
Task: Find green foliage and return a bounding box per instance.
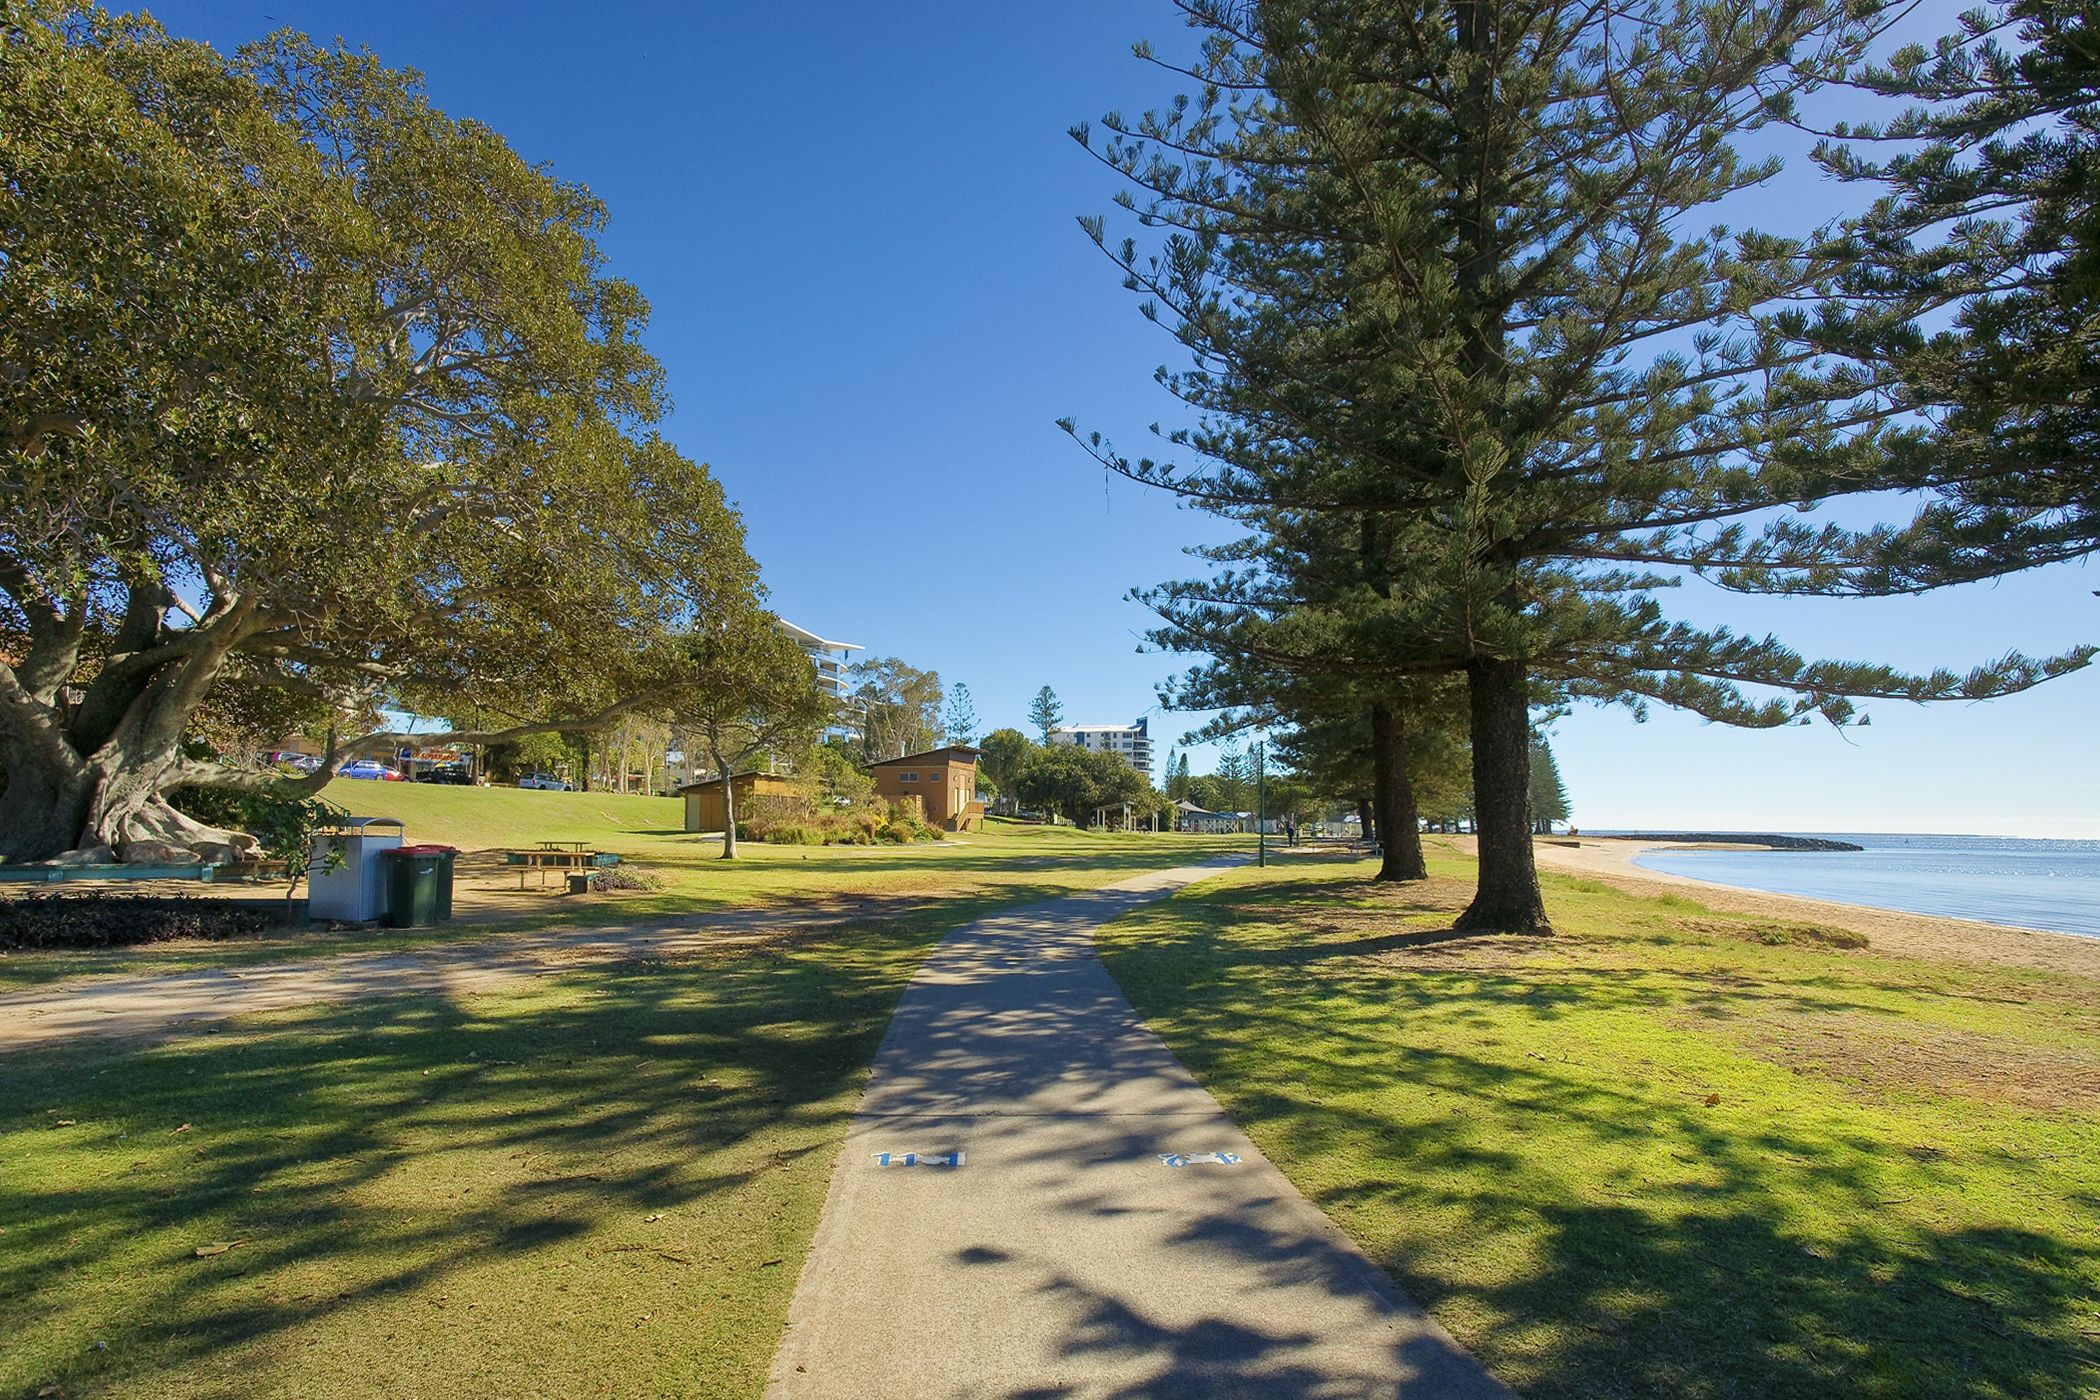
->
[942,682,978,747]
[848,657,943,763]
[1217,742,1254,812]
[976,727,1038,795]
[665,610,831,858]
[1183,774,1232,813]
[1015,743,1150,825]
[169,783,349,887]
[1797,0,2100,588]
[1529,735,1572,832]
[1027,686,1064,743]
[0,9,760,861]
[1072,0,2093,927]
[492,733,574,784]
[803,738,877,805]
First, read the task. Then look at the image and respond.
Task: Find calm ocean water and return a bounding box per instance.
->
[1622,833,2100,939]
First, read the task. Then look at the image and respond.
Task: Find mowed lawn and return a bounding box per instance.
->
[1,809,1245,1398]
[0,790,1246,988]
[1097,847,2100,1400]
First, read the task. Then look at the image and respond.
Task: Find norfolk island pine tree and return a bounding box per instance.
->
[1067,0,2091,931]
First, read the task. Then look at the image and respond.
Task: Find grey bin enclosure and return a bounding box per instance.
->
[306,817,405,923]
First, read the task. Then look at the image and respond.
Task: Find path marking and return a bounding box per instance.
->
[1159,1152,1243,1168]
[871,1151,965,1168]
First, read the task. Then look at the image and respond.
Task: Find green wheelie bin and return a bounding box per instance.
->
[382,845,457,927]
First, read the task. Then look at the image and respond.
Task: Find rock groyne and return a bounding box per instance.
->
[1601,832,1864,852]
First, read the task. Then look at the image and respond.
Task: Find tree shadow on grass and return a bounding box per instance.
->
[1100,881,2100,1399]
[0,911,950,1396]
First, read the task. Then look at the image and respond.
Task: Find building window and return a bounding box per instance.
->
[900,773,918,782]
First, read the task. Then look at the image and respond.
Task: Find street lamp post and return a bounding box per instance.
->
[1256,738,1267,869]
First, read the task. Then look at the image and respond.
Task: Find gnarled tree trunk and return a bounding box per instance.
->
[0,723,258,866]
[0,585,262,866]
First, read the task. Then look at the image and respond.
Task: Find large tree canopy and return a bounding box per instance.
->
[1072,0,2092,930]
[665,609,830,860]
[1794,0,2100,588]
[0,9,758,863]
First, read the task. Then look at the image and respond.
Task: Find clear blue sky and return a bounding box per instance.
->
[154,0,2098,837]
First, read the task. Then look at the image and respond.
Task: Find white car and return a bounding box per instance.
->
[517,773,570,791]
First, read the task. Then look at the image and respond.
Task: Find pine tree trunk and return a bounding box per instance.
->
[1356,797,1375,846]
[1368,701,1427,881]
[1455,657,1552,933]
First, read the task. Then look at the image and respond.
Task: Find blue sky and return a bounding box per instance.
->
[155,0,2098,837]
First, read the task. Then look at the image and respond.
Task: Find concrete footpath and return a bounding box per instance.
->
[765,861,1509,1400]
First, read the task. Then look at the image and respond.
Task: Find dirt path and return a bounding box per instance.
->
[1517,837,2100,978]
[0,905,840,1051]
[767,860,1507,1400]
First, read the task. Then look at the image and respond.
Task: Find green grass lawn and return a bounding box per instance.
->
[332,780,687,851]
[0,796,1246,988]
[1097,846,2100,1399]
[1,823,1240,1398]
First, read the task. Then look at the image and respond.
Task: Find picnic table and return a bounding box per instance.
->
[504,846,621,889]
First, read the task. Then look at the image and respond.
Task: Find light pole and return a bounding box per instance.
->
[1255,737,1267,868]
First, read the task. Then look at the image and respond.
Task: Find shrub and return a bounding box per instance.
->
[0,893,278,949]
[591,866,662,892]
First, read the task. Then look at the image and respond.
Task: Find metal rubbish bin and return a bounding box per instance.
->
[382,845,457,928]
[307,817,405,922]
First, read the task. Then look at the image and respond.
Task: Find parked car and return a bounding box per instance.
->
[517,773,569,791]
[338,760,406,782]
[414,764,473,785]
[259,750,322,774]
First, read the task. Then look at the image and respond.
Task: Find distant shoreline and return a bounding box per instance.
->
[1493,835,2100,978]
[1589,832,1863,852]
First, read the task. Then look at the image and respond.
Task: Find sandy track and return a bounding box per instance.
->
[0,906,822,1052]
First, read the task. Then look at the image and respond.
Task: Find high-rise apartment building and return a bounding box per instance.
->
[775,618,860,705]
[1047,717,1154,780]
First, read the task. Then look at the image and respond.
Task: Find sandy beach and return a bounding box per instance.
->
[1494,836,2100,978]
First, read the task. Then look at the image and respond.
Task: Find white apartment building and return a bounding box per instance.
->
[776,618,860,703]
[1048,717,1154,780]
[775,618,862,744]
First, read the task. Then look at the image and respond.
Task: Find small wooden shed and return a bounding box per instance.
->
[680,773,806,833]
[867,745,987,831]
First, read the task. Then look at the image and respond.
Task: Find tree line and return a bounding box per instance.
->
[1068,0,2099,931]
[0,10,987,868]
[1,10,771,864]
